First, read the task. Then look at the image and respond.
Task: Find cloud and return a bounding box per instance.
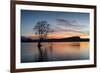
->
[54,26,82,34]
[56,18,82,28]
[47,18,89,36]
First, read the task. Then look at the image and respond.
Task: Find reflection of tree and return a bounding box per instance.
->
[33,21,53,61]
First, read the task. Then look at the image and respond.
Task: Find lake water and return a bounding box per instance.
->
[21,42,89,63]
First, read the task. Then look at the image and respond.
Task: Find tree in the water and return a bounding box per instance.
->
[33,21,53,61]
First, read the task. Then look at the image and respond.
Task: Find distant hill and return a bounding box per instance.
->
[21,36,89,42]
[21,36,33,42]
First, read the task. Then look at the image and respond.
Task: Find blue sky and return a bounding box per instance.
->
[21,10,90,38]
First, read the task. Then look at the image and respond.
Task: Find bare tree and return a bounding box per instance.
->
[33,20,53,61]
[33,21,52,40]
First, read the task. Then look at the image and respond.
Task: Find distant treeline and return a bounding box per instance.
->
[21,36,89,42]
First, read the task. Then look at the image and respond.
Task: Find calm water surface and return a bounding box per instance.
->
[21,42,89,63]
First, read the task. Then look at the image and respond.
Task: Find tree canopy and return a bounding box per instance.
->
[33,21,53,40]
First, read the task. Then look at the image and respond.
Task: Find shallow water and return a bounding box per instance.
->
[21,42,89,63]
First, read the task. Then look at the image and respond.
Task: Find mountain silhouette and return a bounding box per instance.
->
[21,36,89,42]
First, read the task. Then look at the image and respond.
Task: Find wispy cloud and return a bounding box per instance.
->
[53,25,82,34]
[54,18,89,34]
[56,18,83,28]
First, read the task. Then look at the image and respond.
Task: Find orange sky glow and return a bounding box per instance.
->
[27,31,89,39]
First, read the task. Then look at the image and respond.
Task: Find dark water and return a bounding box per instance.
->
[21,42,89,63]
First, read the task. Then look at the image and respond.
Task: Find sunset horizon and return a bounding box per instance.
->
[21,10,90,40]
[21,34,89,39]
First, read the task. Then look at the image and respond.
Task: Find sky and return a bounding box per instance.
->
[21,10,90,39]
